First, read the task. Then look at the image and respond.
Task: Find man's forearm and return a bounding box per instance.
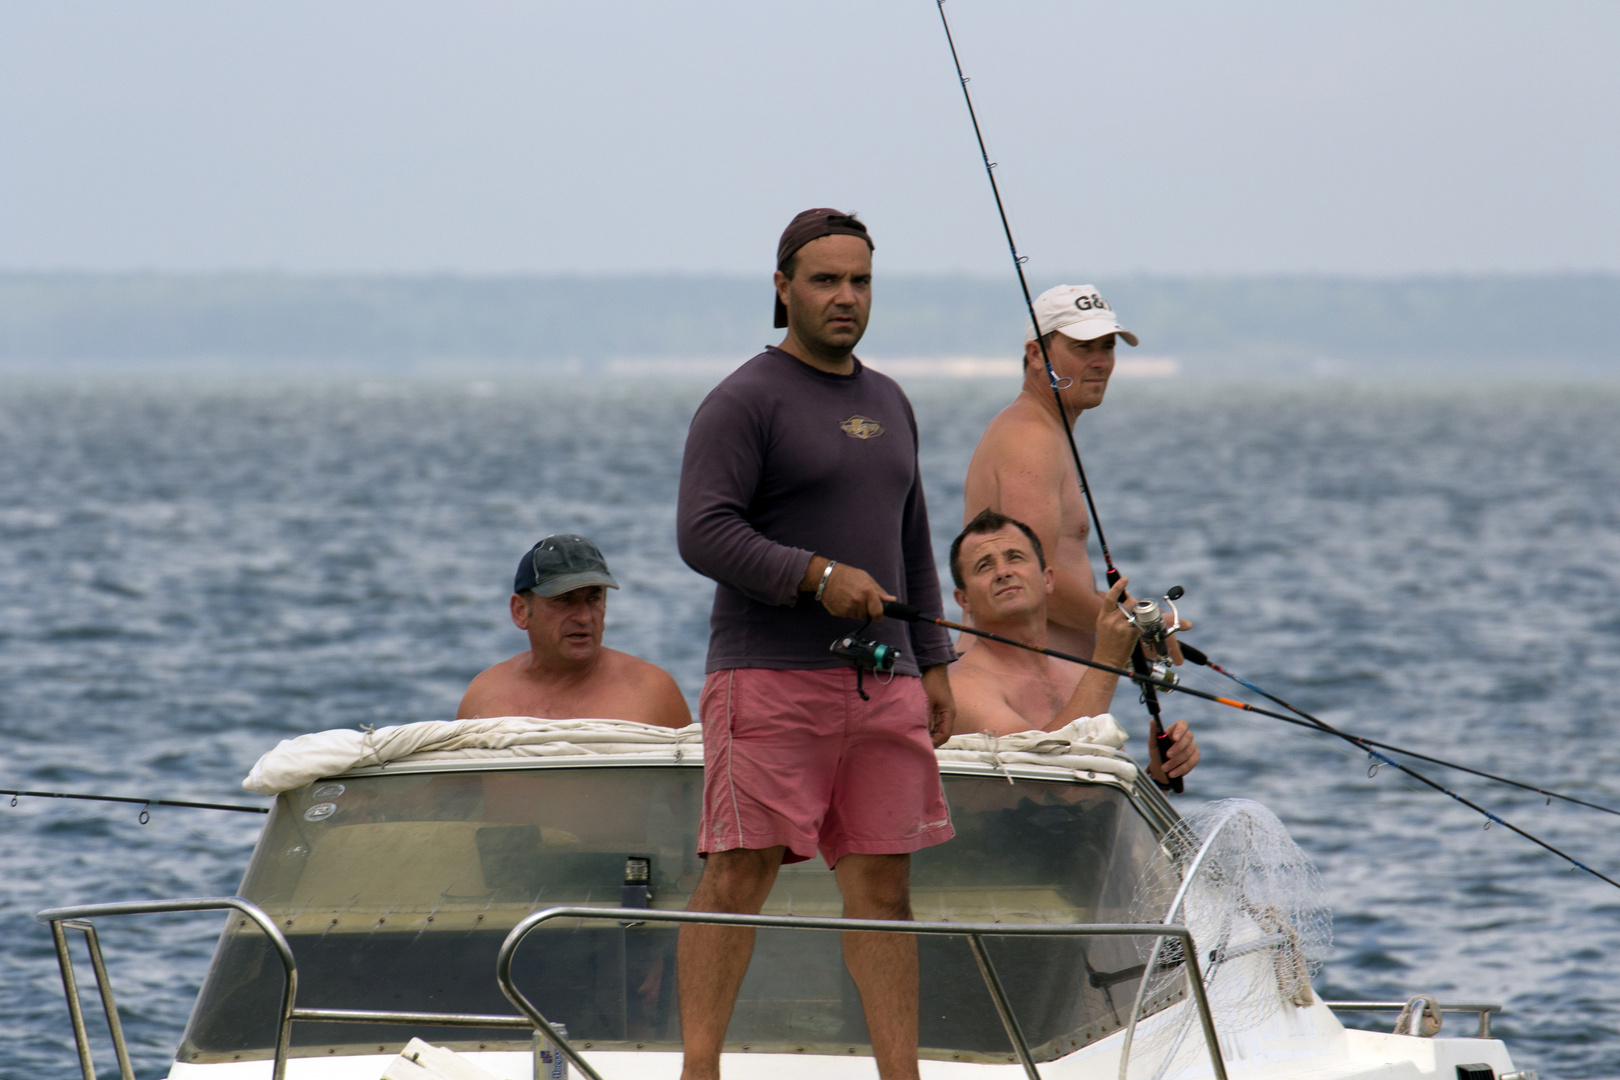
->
[920,663,955,745]
[677,501,814,606]
[799,554,832,593]
[1057,669,1120,726]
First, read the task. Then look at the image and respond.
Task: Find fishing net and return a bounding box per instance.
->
[1119,799,1331,1080]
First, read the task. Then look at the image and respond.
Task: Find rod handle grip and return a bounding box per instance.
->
[1179,641,1209,666]
[1152,718,1185,794]
[881,600,923,622]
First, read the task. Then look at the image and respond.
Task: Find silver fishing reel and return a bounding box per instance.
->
[1122,586,1185,687]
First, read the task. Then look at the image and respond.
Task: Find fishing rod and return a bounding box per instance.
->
[933,0,1117,583]
[933,0,1180,788]
[2,787,269,822]
[883,600,1620,890]
[1173,643,1620,818]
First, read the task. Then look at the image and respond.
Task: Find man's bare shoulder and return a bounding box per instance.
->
[968,398,1066,476]
[596,647,672,686]
[982,394,1060,440]
[950,641,1057,689]
[597,648,692,729]
[455,654,533,719]
[947,649,992,693]
[951,643,1006,680]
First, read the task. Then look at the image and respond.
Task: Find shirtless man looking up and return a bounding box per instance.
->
[456,534,691,727]
[962,284,1146,659]
[946,510,1199,788]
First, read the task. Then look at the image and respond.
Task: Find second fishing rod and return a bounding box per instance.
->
[881,599,1620,891]
[934,0,1181,787]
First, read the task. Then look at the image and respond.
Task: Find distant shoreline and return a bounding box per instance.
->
[2,271,1615,378]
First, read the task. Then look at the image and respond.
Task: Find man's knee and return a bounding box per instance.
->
[691,846,785,912]
[836,854,913,920]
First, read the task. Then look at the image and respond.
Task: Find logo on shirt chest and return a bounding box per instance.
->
[840,415,884,439]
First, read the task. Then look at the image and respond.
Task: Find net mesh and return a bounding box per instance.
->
[1121,799,1331,1079]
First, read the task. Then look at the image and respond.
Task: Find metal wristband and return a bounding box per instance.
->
[814,560,837,603]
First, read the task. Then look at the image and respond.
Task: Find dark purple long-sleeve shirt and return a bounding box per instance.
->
[677,347,955,676]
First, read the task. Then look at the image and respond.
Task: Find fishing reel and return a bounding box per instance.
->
[829,633,899,673]
[1122,585,1185,688]
[829,619,900,701]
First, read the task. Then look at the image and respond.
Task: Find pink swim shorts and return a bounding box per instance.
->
[697,667,954,867]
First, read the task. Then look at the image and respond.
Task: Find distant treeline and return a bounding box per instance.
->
[1,271,1614,375]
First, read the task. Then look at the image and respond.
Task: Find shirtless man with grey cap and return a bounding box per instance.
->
[456,534,691,728]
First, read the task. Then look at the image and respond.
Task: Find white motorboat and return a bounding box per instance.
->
[40,717,1531,1080]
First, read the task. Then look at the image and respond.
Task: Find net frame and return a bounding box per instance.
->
[1119,800,1331,1080]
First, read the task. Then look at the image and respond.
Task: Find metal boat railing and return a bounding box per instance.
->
[1323,999,1502,1038]
[496,906,1230,1080]
[37,897,536,1080]
[40,896,1228,1080]
[41,899,299,1080]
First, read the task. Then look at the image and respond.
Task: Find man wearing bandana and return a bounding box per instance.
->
[675,208,956,1080]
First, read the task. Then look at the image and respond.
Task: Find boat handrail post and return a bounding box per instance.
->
[498,906,1229,1080]
[48,919,99,1080]
[58,919,138,1080]
[37,897,299,1080]
[1176,926,1226,1079]
[495,911,609,1080]
[965,931,1041,1080]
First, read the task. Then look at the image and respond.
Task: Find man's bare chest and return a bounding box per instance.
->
[999,662,1080,726]
[506,672,635,719]
[1055,483,1092,544]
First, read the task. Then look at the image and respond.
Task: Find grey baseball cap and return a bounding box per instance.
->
[513,535,621,597]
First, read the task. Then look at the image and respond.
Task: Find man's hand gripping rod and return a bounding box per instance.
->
[1123,587,1186,791]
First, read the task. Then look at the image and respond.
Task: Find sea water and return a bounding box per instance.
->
[1,374,1616,1078]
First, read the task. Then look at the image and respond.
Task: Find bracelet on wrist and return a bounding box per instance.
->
[814,560,838,603]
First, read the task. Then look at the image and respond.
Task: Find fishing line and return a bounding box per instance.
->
[1,787,269,819]
[884,601,1620,889]
[935,0,1181,786]
[1175,643,1620,818]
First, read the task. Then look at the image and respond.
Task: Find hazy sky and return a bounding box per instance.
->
[3,1,1617,277]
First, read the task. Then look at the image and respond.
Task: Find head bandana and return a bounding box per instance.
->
[773,208,874,328]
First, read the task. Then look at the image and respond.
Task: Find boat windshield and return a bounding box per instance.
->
[180,764,1174,1066]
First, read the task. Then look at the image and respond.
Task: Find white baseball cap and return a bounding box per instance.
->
[1024,284,1139,346]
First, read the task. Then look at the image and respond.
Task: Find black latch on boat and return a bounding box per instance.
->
[622,855,652,909]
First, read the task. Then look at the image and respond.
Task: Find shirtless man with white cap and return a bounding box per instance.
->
[962,284,1154,660]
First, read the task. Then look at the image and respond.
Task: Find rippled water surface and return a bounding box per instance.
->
[2,374,1617,1078]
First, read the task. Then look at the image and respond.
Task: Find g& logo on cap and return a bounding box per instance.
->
[1073,293,1111,312]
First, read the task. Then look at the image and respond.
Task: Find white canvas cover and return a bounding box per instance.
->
[241,712,1135,796]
